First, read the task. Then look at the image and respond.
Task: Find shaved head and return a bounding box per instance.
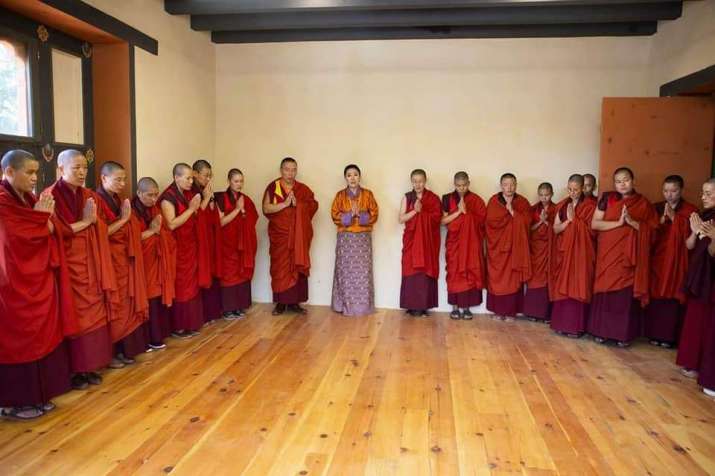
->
[100,161,124,176]
[137,176,159,192]
[57,149,85,167]
[173,163,191,178]
[1,149,37,172]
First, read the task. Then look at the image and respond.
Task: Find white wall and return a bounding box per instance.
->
[213,37,652,310]
[649,0,715,93]
[85,0,714,311]
[83,0,216,184]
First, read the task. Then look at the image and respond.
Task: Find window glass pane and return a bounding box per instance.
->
[0,37,31,137]
[52,48,84,144]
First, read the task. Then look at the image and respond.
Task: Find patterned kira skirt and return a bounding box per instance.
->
[331,231,375,317]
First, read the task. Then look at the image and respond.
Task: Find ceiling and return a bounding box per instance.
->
[164,0,685,44]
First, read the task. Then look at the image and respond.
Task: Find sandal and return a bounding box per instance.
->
[1,406,44,420]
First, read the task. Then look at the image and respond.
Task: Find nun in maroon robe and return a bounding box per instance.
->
[0,150,77,419]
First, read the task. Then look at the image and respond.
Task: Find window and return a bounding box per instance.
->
[0,36,31,137]
[52,48,83,144]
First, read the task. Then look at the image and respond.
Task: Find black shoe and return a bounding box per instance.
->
[616,341,630,348]
[87,372,102,385]
[450,310,461,320]
[171,330,194,339]
[272,304,286,316]
[421,310,431,317]
[223,311,239,321]
[594,336,606,344]
[566,333,582,339]
[462,309,473,320]
[117,353,135,365]
[289,304,308,314]
[71,373,89,390]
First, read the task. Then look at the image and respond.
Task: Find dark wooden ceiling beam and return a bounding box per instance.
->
[166,0,677,15]
[191,3,680,31]
[211,21,657,43]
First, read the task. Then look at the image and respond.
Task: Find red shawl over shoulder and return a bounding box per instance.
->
[263,179,319,293]
[650,200,699,303]
[160,183,210,302]
[593,191,658,305]
[527,201,556,289]
[46,178,115,336]
[0,180,78,363]
[442,190,486,293]
[549,196,597,303]
[96,188,149,342]
[402,189,442,280]
[132,197,177,306]
[485,193,532,295]
[215,189,259,287]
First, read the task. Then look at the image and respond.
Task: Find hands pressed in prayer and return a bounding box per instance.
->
[149,214,162,234]
[120,198,132,222]
[189,193,202,212]
[540,209,548,224]
[664,202,675,222]
[458,198,466,214]
[34,192,55,215]
[701,221,715,240]
[506,200,514,216]
[237,195,246,215]
[690,212,704,235]
[622,206,639,229]
[202,179,214,199]
[566,202,575,223]
[414,199,422,213]
[83,198,97,224]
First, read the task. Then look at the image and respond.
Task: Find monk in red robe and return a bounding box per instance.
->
[441,171,486,320]
[133,177,176,350]
[0,150,76,420]
[262,157,319,316]
[589,167,658,347]
[524,182,556,322]
[549,174,596,337]
[645,175,698,348]
[192,160,223,323]
[399,169,441,316]
[216,168,258,318]
[676,179,715,395]
[485,173,532,321]
[47,149,115,389]
[96,162,149,367]
[583,173,598,203]
[161,163,205,337]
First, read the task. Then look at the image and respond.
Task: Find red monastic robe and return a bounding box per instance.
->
[485,193,532,296]
[263,179,319,294]
[650,200,699,303]
[0,180,78,364]
[593,191,658,305]
[401,190,442,280]
[549,196,597,303]
[442,190,486,294]
[215,189,259,287]
[527,201,556,290]
[47,178,115,337]
[96,188,149,343]
[131,197,177,306]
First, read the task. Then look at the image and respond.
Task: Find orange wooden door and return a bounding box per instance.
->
[600,97,715,204]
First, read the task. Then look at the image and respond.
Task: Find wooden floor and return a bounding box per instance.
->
[1,305,715,476]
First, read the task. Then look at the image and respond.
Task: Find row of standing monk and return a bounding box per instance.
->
[1,149,713,420]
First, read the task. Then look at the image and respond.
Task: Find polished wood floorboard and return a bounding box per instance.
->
[1,304,714,475]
